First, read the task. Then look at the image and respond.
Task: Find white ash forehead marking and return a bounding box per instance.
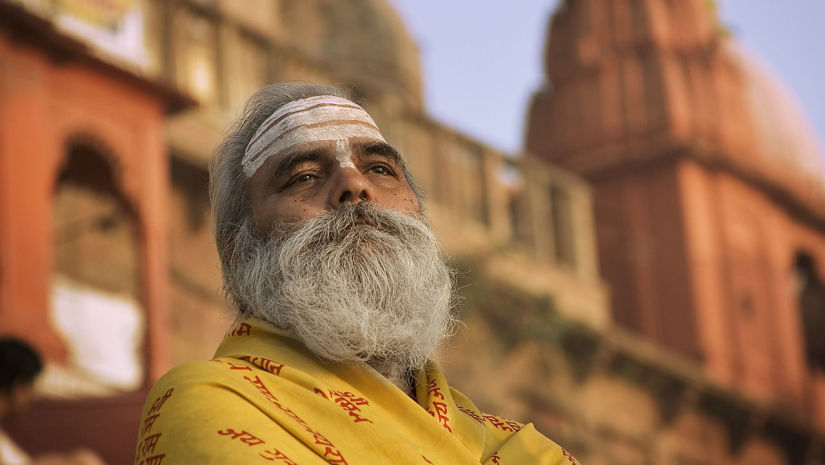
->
[335,139,356,169]
[243,95,387,177]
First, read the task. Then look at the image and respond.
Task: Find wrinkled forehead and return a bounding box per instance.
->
[242,95,386,177]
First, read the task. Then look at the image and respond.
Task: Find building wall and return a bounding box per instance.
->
[441,264,824,465]
[679,159,825,420]
[0,28,171,379]
[0,7,177,462]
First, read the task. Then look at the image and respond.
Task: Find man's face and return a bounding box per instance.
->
[228,95,453,371]
[245,96,419,232]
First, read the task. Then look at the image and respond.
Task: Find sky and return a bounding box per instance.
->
[387,0,825,159]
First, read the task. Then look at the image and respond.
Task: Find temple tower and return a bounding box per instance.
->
[526,0,825,424]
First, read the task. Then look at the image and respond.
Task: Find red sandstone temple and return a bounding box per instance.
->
[526,0,825,420]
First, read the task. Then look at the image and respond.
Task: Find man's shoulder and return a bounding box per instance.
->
[150,360,233,390]
[448,386,580,463]
[135,359,314,464]
[140,359,256,417]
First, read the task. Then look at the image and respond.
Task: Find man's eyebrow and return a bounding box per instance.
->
[356,141,405,167]
[271,149,326,178]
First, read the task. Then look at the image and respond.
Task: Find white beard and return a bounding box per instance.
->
[225,202,456,376]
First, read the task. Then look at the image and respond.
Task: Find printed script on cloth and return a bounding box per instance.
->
[135,318,579,465]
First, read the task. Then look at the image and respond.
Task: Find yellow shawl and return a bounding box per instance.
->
[135,318,578,464]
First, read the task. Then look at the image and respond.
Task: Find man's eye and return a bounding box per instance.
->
[284,173,317,188]
[369,165,393,176]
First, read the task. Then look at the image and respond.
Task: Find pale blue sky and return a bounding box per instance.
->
[388,0,825,159]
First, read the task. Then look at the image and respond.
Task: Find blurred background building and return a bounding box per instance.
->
[0,0,822,464]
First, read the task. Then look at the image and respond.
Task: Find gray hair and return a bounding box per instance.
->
[209,82,421,303]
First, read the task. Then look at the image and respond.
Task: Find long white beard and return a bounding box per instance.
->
[226,202,456,374]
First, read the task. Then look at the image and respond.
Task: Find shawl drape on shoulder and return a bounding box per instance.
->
[135,318,578,465]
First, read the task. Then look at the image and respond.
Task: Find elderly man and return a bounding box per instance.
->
[136,83,576,464]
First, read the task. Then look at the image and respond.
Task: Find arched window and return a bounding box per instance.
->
[49,137,144,395]
[794,252,825,373]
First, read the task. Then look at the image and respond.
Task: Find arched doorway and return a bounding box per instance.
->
[48,136,145,396]
[793,252,825,374]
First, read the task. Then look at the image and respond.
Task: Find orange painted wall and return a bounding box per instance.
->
[0,32,171,380]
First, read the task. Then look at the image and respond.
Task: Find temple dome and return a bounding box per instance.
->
[279,0,424,110]
[725,41,825,182]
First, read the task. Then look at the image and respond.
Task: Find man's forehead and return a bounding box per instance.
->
[242,95,386,177]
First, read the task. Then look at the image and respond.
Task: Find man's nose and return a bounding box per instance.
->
[329,166,374,208]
